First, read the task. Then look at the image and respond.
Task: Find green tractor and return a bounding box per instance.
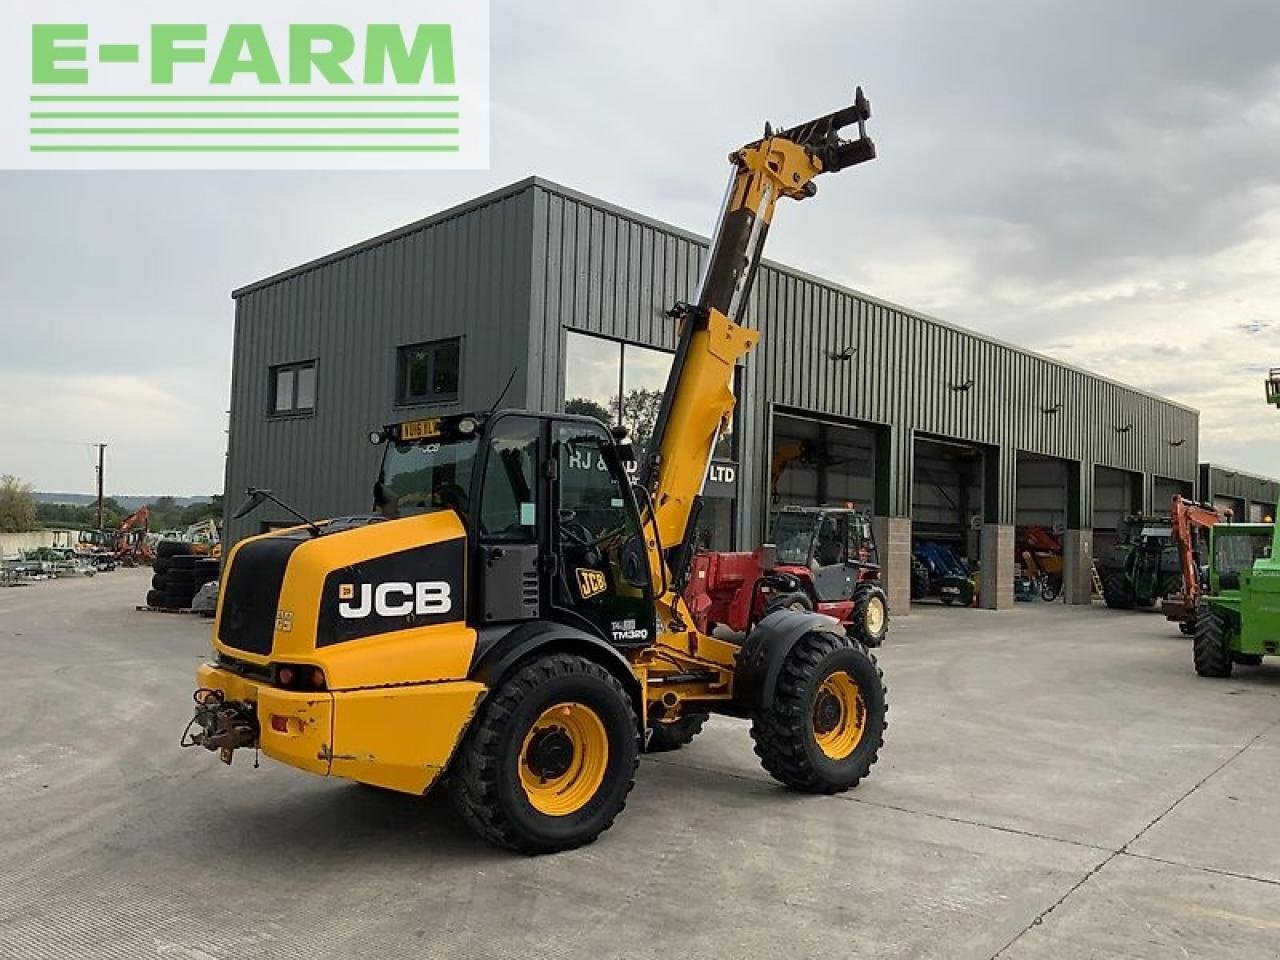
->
[1193,523,1279,676]
[1195,367,1280,676]
[1097,514,1182,609]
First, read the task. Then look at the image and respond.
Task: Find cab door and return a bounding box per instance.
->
[811,513,857,602]
[551,421,656,648]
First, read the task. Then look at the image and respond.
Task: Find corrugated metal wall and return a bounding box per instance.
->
[526,181,1201,546]
[224,184,536,544]
[1199,463,1279,517]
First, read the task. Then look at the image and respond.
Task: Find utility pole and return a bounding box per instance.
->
[94,443,107,530]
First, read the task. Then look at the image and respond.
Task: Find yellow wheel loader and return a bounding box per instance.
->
[185,90,887,853]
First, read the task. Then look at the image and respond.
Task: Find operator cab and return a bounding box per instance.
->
[374,412,656,648]
[771,506,878,603]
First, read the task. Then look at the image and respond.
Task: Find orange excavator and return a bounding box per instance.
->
[115,507,154,567]
[1161,495,1231,634]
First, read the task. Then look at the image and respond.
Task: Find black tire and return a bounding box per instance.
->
[1040,577,1061,602]
[1193,603,1233,678]
[145,589,167,608]
[1232,653,1264,666]
[750,632,887,793]
[170,554,199,570]
[765,592,812,617]
[166,584,198,599]
[151,573,168,590]
[645,713,708,753]
[1179,620,1196,636]
[849,583,889,648]
[1100,568,1134,609]
[195,558,221,574]
[167,569,197,583]
[161,593,192,609]
[152,557,173,574]
[449,653,638,854]
[156,540,188,558]
[910,563,929,600]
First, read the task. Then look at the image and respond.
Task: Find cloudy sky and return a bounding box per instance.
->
[3,0,1279,495]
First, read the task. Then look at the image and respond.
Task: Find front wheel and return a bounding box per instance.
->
[750,632,887,793]
[1192,604,1233,678]
[449,653,638,854]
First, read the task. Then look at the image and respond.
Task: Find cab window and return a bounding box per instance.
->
[479,417,539,540]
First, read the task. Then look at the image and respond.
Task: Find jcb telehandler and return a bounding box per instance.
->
[186,90,888,853]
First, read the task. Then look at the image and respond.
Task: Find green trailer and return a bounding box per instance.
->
[1193,522,1280,676]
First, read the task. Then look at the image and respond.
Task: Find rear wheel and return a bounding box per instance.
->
[1100,568,1134,609]
[1233,653,1264,666]
[450,653,638,854]
[645,713,708,753]
[765,592,812,617]
[750,632,886,793]
[849,583,888,647]
[1193,604,1233,678]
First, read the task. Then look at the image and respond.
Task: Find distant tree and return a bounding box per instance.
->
[179,495,223,526]
[612,388,664,448]
[565,397,613,425]
[0,476,38,532]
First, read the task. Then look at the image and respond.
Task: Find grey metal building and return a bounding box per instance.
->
[1198,464,1279,521]
[225,176,1207,611]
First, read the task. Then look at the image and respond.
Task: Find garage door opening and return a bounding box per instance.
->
[769,412,878,517]
[1152,475,1193,515]
[1093,465,1143,556]
[1015,453,1074,600]
[911,436,984,607]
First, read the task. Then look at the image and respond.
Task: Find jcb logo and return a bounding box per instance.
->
[338,581,452,619]
[576,568,608,599]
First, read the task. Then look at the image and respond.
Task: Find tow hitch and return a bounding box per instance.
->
[181,688,259,765]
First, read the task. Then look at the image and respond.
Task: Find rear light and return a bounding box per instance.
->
[270,662,327,691]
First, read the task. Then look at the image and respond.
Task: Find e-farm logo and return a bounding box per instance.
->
[1,1,489,170]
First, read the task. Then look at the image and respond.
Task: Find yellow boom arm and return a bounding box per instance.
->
[640,89,876,598]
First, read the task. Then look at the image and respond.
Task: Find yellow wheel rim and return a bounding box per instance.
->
[865,596,885,635]
[518,702,609,816]
[812,671,866,760]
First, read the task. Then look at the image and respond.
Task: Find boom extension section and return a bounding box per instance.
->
[642,89,876,596]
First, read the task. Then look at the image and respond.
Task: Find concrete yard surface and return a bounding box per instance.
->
[1,571,1278,959]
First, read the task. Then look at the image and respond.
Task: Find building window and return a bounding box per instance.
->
[563,329,738,549]
[397,338,461,406]
[563,331,735,458]
[270,361,316,416]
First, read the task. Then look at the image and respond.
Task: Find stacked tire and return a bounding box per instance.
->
[146,541,220,609]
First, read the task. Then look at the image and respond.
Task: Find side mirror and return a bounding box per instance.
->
[233,488,269,520]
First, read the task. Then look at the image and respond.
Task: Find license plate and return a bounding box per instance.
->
[941,586,960,594]
[400,418,441,441]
